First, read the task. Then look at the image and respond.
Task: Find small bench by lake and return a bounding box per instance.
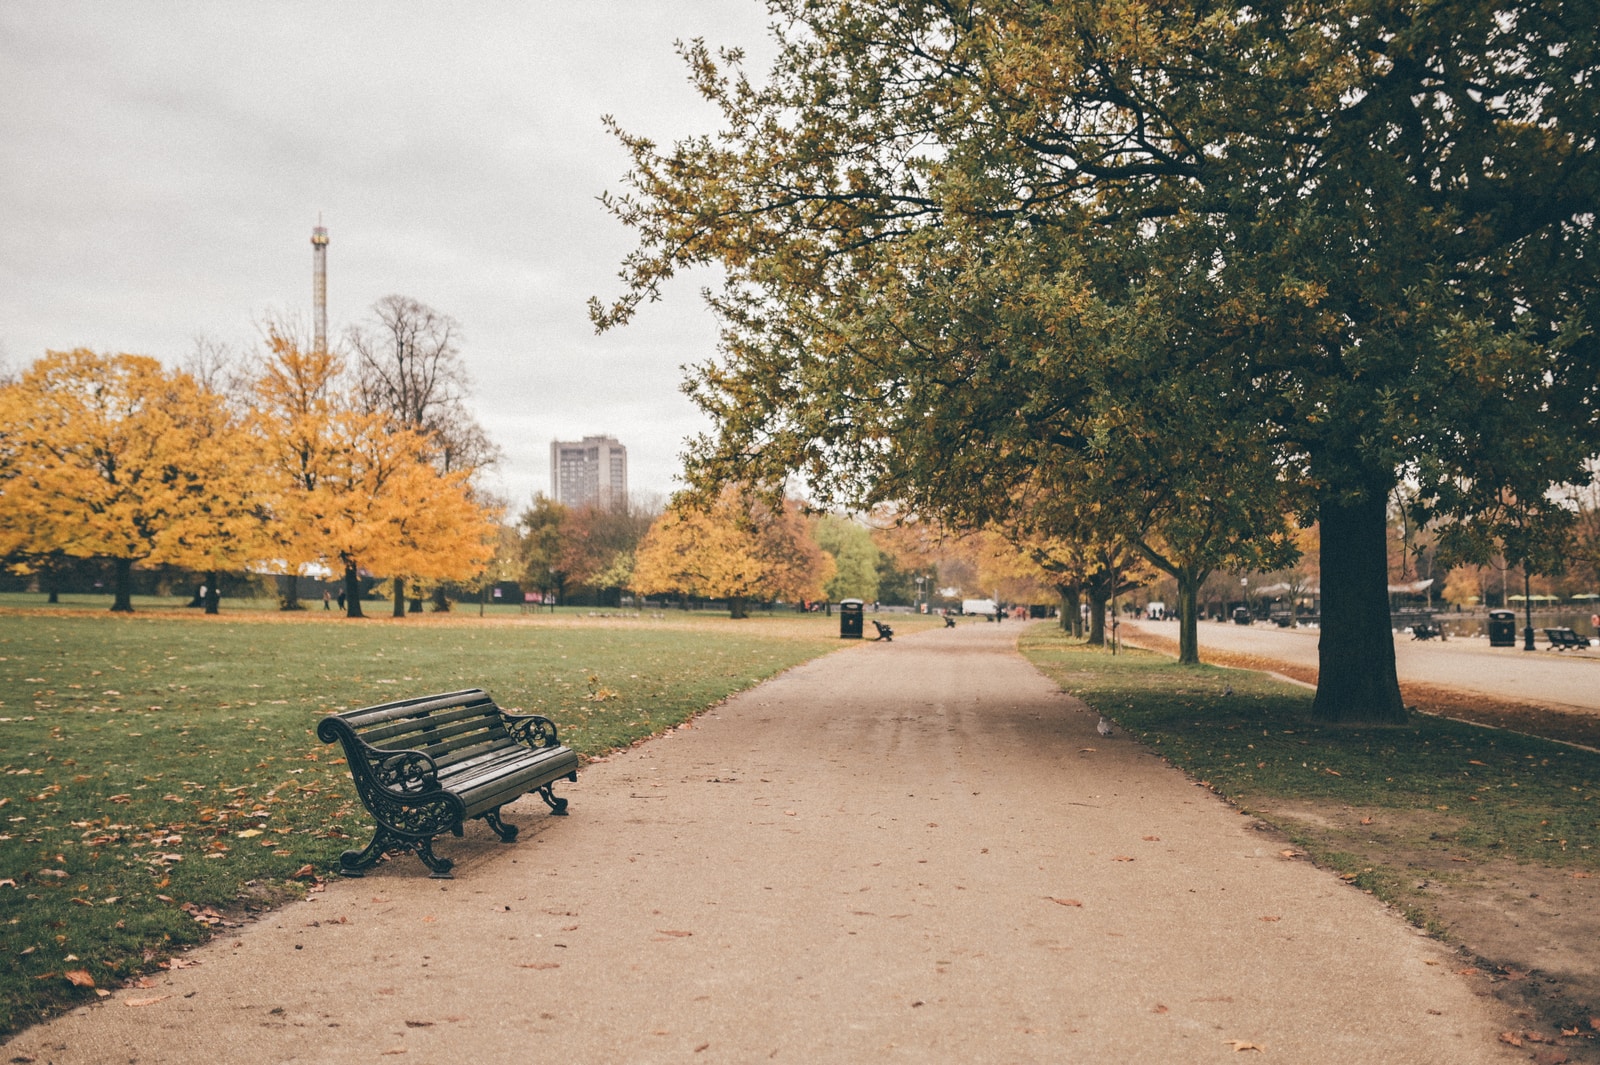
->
[1544,628,1593,651]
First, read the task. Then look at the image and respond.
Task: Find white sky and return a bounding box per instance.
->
[0,2,776,507]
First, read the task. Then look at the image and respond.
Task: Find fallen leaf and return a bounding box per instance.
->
[1048,897,1083,907]
[1142,836,1161,842]
[1152,1004,1169,1014]
[1259,916,1281,922]
[694,1044,710,1053]
[1456,967,1480,976]
[381,1050,407,1056]
[1279,850,1300,859]
[125,995,170,1008]
[519,962,560,970]
[1112,856,1134,862]
[1499,1032,1523,1047]
[1225,1040,1265,1052]
[1359,817,1375,825]
[657,930,694,937]
[64,969,95,988]
[1324,768,1341,776]
[404,1020,434,1028]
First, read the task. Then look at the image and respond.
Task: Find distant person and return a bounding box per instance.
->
[323,590,332,610]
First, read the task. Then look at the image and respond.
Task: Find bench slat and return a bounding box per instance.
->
[340,690,496,730]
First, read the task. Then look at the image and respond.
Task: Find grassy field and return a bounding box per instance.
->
[0,605,877,1035]
[1019,626,1600,899]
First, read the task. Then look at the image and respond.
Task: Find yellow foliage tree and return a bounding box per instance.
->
[250,325,346,609]
[0,349,264,612]
[303,410,498,618]
[632,489,834,618]
[249,331,498,618]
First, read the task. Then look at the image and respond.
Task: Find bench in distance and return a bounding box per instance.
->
[1544,627,1593,651]
[871,619,894,642]
[318,688,578,879]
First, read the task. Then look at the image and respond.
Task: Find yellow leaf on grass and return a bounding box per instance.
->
[64,970,95,988]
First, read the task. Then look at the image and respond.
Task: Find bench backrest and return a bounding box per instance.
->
[328,688,519,773]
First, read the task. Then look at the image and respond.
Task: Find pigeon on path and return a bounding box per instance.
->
[1096,716,1113,737]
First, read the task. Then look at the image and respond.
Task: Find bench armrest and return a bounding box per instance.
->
[502,710,564,750]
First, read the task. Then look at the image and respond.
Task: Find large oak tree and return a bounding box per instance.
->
[597,0,1600,722]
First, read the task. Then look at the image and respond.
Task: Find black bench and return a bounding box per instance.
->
[871,619,894,641]
[1410,622,1443,641]
[1544,627,1592,651]
[317,688,578,879]
[943,614,956,628]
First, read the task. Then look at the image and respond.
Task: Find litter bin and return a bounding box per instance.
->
[1232,607,1253,625]
[839,598,864,639]
[1487,609,1517,648]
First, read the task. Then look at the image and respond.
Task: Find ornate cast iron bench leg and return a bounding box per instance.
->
[538,784,569,815]
[483,807,520,841]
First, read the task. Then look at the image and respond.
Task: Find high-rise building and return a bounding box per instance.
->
[550,436,628,510]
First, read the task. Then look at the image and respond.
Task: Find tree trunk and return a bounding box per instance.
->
[111,557,134,612]
[1087,586,1108,646]
[1175,570,1203,665]
[203,572,221,615]
[729,595,749,619]
[281,573,303,611]
[1313,489,1407,724]
[431,587,450,612]
[343,560,365,618]
[392,578,406,619]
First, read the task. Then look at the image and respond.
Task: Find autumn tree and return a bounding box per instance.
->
[250,323,347,610]
[597,1,1600,723]
[632,488,834,618]
[559,497,660,605]
[518,494,570,607]
[814,514,882,603]
[0,350,264,612]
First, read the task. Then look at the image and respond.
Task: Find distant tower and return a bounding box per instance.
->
[310,219,329,352]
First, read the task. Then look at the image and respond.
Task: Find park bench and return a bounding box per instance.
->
[317,688,578,879]
[1544,627,1592,651]
[1410,622,1443,641]
[871,619,894,642]
[943,614,956,628]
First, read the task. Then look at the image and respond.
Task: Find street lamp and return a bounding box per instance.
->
[1523,569,1536,651]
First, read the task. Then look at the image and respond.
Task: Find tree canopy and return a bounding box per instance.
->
[598,0,1600,722]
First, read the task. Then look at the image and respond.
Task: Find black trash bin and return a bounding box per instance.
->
[1487,609,1517,647]
[839,598,865,639]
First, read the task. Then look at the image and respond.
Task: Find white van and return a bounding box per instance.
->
[961,598,997,615]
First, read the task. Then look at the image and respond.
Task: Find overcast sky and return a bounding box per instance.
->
[0,2,776,508]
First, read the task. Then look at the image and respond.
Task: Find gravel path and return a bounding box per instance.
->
[4,622,1521,1063]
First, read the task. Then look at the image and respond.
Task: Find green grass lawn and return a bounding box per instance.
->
[0,606,851,1035]
[1019,626,1600,897]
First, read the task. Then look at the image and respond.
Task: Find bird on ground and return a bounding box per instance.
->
[1096,716,1113,737]
[1223,685,1234,697]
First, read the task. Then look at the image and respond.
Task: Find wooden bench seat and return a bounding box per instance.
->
[318,688,578,878]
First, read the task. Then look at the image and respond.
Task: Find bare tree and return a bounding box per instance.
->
[346,295,500,475]
[346,295,501,612]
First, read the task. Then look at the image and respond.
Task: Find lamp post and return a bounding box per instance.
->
[1523,569,1536,651]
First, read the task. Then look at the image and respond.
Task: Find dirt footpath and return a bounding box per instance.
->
[4,622,1521,1064]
